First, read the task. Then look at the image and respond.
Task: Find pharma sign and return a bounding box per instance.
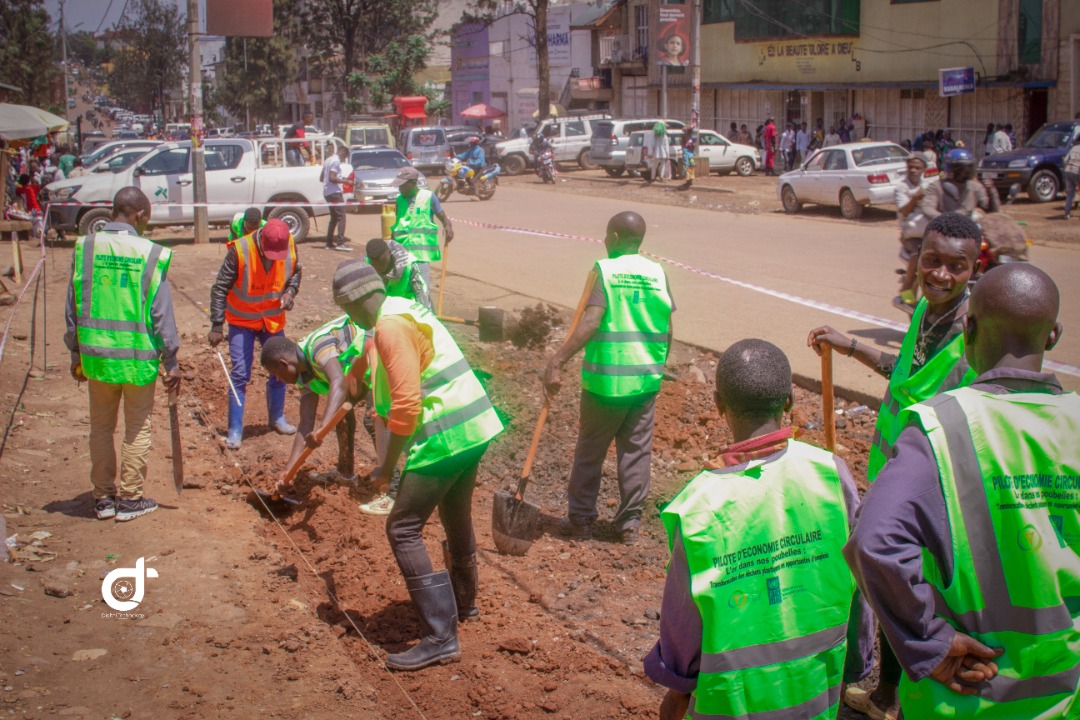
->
[939,67,976,97]
[547,7,572,66]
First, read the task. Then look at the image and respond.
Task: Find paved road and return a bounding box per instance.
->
[397,182,1078,397]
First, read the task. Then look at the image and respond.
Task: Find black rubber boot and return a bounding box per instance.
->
[385,571,460,671]
[442,541,479,621]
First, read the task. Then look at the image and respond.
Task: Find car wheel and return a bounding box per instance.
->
[603,167,625,178]
[578,149,598,171]
[1027,169,1059,203]
[435,181,452,202]
[78,208,112,236]
[735,157,754,177]
[839,188,863,219]
[502,154,526,175]
[781,185,801,214]
[267,206,310,242]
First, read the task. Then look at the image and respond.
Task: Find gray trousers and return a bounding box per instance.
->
[567,390,656,531]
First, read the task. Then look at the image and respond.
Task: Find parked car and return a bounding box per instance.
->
[80,140,161,168]
[46,136,347,241]
[349,147,427,206]
[88,146,154,174]
[399,126,453,173]
[625,129,760,177]
[776,141,910,219]
[978,120,1080,203]
[494,112,611,175]
[590,119,686,177]
[335,121,395,149]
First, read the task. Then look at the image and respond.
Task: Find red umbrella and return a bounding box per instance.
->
[460,103,506,120]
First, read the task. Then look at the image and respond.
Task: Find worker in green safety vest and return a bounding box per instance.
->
[645,338,871,720]
[390,166,453,290]
[543,211,674,545]
[63,186,181,523]
[846,263,1078,719]
[365,237,432,310]
[259,315,374,485]
[807,211,981,719]
[228,207,266,241]
[330,259,503,672]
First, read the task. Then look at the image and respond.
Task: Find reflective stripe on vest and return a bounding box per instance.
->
[298,315,366,396]
[661,440,855,720]
[391,190,440,262]
[72,231,171,385]
[898,388,1080,719]
[371,297,503,471]
[867,297,975,481]
[582,254,672,398]
[224,233,295,333]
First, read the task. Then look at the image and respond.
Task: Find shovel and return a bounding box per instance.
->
[491,271,596,556]
[250,401,354,511]
[821,345,836,453]
[168,385,183,496]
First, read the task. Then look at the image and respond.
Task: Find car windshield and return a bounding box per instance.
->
[351,151,409,171]
[1024,126,1074,149]
[851,145,908,167]
[410,129,446,146]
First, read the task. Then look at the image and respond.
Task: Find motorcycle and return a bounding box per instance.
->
[534,147,556,184]
[436,159,500,201]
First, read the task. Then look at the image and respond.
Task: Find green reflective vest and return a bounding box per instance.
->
[661,439,855,719]
[392,189,440,262]
[898,387,1080,719]
[72,230,171,386]
[868,298,975,481]
[372,297,503,471]
[366,242,429,305]
[228,212,266,241]
[298,314,366,396]
[581,254,672,398]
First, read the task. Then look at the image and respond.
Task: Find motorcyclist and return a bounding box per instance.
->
[455,136,485,191]
[920,147,999,222]
[530,128,555,179]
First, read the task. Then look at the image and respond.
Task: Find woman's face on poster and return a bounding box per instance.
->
[663,34,684,59]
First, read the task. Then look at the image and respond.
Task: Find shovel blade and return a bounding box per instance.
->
[247,489,300,517]
[491,490,540,556]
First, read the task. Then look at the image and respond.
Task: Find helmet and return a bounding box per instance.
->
[468,136,481,146]
[945,147,974,168]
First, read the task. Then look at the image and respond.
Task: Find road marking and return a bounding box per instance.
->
[450,216,1080,379]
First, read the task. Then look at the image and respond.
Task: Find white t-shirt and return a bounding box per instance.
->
[823,133,841,147]
[796,130,810,153]
[991,130,1012,155]
[322,155,342,196]
[779,130,795,151]
[895,177,931,239]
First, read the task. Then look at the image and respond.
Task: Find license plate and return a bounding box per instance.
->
[983,172,1000,179]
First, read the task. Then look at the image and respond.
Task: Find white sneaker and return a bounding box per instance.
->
[358,493,394,515]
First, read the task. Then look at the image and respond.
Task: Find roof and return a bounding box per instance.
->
[571,0,620,29]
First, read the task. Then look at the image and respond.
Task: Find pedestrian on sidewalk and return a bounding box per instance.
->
[64,187,181,522]
[207,218,301,449]
[796,121,810,165]
[322,144,351,251]
[845,264,1076,719]
[1063,136,1080,220]
[645,339,871,720]
[390,167,454,290]
[807,212,982,720]
[779,122,796,172]
[893,155,934,310]
[331,260,504,671]
[762,118,777,175]
[643,122,671,183]
[543,211,674,545]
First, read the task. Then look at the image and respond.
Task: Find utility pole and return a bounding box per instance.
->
[59,0,71,122]
[188,0,208,244]
[690,0,701,131]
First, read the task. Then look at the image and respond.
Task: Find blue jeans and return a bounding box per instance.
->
[227,324,287,423]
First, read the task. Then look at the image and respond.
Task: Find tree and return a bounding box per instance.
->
[108,0,185,119]
[216,0,298,128]
[0,0,58,110]
[468,0,553,121]
[299,0,440,112]
[67,30,107,69]
[346,35,432,112]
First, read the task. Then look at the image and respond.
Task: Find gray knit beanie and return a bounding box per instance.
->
[332,259,385,306]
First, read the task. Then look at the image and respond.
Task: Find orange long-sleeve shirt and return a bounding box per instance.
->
[373,313,434,436]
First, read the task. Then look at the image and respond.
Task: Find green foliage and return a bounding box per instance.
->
[346,35,432,112]
[216,0,298,127]
[0,0,58,108]
[108,0,185,118]
[201,81,224,127]
[67,30,110,69]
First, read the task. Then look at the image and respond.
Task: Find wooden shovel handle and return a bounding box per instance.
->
[515,271,599,499]
[437,243,448,315]
[821,346,836,453]
[283,401,354,484]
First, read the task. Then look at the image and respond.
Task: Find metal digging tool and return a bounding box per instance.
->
[491,272,596,556]
[439,306,516,342]
[250,401,354,512]
[168,386,183,496]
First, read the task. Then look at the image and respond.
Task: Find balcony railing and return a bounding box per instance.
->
[600,34,633,65]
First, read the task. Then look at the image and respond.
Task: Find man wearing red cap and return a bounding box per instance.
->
[208,218,302,449]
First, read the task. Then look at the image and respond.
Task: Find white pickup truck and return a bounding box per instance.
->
[46,137,347,241]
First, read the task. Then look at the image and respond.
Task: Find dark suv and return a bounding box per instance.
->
[978,121,1080,203]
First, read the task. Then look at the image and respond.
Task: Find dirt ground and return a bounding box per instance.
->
[2,201,886,719]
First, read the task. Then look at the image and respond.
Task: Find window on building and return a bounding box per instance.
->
[634,4,649,60]
[1018,0,1042,65]
[733,0,859,41]
[703,0,735,24]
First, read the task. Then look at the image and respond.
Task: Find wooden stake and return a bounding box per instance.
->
[821,345,836,453]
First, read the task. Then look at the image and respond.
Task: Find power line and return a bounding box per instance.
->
[95,0,116,34]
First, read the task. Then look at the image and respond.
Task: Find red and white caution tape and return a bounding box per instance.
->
[450,216,1080,379]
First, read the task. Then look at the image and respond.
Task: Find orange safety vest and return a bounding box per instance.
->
[224,233,296,333]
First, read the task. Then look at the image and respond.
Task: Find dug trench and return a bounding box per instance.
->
[0,237,877,719]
